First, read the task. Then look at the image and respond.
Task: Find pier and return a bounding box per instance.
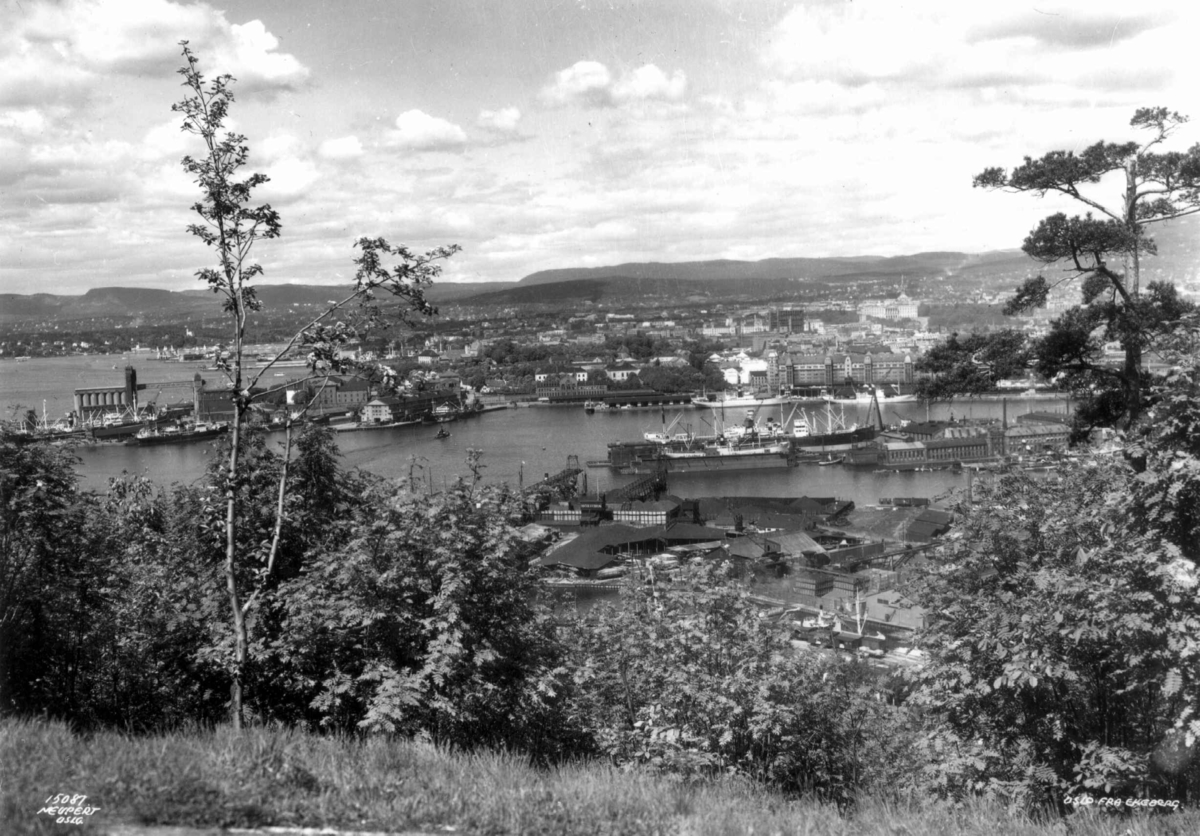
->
[523,455,584,500]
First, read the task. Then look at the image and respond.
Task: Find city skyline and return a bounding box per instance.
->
[2,0,1198,295]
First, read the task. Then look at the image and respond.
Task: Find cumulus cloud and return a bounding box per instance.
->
[477,107,522,134]
[0,109,49,137]
[212,19,309,91]
[319,135,364,160]
[387,110,467,152]
[540,61,613,107]
[140,119,195,161]
[261,156,319,197]
[613,65,687,103]
[259,133,305,163]
[540,61,687,108]
[0,0,308,109]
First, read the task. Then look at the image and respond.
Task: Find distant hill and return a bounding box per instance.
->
[0,281,520,323]
[2,214,1194,323]
[178,282,518,305]
[515,252,998,286]
[459,275,847,307]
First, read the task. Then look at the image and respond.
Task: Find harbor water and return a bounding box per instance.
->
[1,356,1072,504]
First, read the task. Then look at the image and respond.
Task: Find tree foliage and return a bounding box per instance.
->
[263,474,577,757]
[0,436,92,715]
[564,564,912,805]
[912,332,1200,806]
[915,329,1031,401]
[972,107,1200,431]
[1128,314,1200,560]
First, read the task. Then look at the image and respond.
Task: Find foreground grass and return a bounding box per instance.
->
[2,719,1196,836]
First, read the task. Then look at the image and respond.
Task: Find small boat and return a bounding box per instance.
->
[435,427,451,439]
[817,455,845,466]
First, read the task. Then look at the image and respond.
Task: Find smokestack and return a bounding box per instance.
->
[125,365,138,411]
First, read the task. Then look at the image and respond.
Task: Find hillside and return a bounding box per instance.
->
[2,719,1168,836]
[515,251,1025,287]
[3,213,1194,323]
[506,213,1198,294]
[456,252,1040,307]
[0,281,518,324]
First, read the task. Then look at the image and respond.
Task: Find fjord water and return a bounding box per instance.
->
[1,355,1070,504]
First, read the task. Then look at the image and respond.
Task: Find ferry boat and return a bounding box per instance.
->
[691,393,791,409]
[824,386,917,405]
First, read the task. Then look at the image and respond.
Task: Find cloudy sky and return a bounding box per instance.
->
[2,0,1198,295]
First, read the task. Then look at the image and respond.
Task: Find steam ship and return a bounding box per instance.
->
[606,409,793,473]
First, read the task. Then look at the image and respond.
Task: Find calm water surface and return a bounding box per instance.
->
[2,355,1071,503]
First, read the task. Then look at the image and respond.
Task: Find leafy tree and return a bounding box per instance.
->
[911,392,1200,807]
[683,337,726,372]
[635,363,714,394]
[915,329,1032,401]
[1128,313,1200,560]
[86,477,231,728]
[565,563,910,805]
[0,435,92,715]
[604,332,668,361]
[174,43,456,728]
[264,474,577,756]
[973,107,1200,430]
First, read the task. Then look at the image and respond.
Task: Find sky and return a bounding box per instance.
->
[1,0,1198,295]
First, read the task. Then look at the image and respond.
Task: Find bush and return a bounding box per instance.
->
[265,469,581,758]
[564,563,915,805]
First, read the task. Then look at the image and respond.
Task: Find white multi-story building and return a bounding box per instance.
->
[859,292,920,321]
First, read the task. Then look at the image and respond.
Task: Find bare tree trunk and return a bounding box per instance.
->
[1125,156,1142,297]
[1123,157,1143,427]
[225,412,246,731]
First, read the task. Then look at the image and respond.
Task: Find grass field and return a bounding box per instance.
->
[2,719,1195,835]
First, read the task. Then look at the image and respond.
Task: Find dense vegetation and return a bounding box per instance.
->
[3,315,1199,832]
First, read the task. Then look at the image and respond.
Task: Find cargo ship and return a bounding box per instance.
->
[90,413,166,440]
[126,422,228,446]
[791,401,881,452]
[606,410,793,473]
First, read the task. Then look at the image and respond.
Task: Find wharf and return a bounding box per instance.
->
[333,419,421,432]
[523,464,584,497]
[541,579,624,593]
